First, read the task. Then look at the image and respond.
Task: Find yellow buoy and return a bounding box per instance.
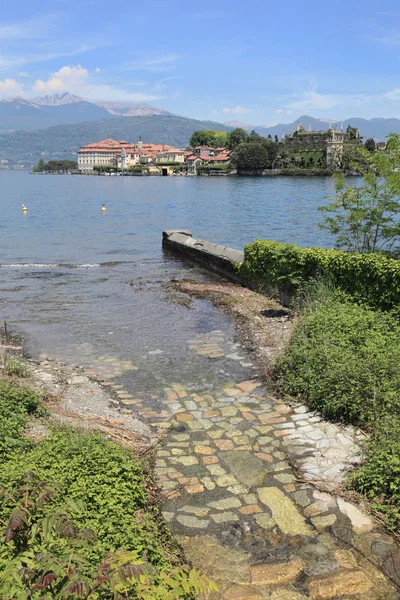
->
[22,204,28,213]
[102,204,107,212]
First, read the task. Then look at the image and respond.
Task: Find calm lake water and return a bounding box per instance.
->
[0,171,337,392]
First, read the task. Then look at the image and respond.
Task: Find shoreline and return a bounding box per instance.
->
[29,170,337,177]
[2,277,400,598]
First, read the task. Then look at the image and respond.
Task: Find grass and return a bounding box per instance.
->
[3,356,28,377]
[0,380,44,460]
[275,279,400,532]
[0,377,215,598]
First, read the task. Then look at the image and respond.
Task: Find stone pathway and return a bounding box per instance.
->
[32,338,400,599]
[113,367,400,598]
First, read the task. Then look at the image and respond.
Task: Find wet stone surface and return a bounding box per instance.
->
[33,332,400,599]
[105,354,400,599]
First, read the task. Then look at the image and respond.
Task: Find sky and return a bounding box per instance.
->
[2,0,400,125]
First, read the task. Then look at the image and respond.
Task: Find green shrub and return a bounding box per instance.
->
[276,282,400,531]
[276,296,400,425]
[238,239,400,310]
[0,428,178,570]
[0,382,43,460]
[3,357,28,377]
[352,417,400,532]
[0,472,216,599]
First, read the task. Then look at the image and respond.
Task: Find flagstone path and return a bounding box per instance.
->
[111,351,400,599]
[35,333,400,599]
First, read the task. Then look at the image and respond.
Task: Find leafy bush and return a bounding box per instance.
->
[276,296,400,425]
[0,429,178,570]
[238,239,400,310]
[352,417,400,531]
[0,472,216,599]
[0,382,43,460]
[3,357,28,377]
[276,281,400,531]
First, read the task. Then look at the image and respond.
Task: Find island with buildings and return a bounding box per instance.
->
[32,122,370,176]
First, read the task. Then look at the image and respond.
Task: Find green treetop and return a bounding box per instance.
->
[189,130,229,148]
[319,133,400,254]
[227,128,248,149]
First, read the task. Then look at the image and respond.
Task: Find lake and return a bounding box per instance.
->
[0,171,337,392]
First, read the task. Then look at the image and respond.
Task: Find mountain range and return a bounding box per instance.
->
[2,92,400,166]
[0,115,233,165]
[224,116,400,140]
[0,93,171,132]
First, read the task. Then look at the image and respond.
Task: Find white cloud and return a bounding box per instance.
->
[33,64,159,102]
[95,68,101,73]
[0,78,24,98]
[34,64,88,93]
[276,109,283,114]
[16,71,29,77]
[383,88,400,100]
[286,89,340,111]
[286,110,293,114]
[223,105,253,114]
[284,85,372,114]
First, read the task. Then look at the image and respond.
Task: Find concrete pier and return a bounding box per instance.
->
[162,230,244,282]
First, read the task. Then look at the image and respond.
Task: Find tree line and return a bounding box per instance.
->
[32,159,78,173]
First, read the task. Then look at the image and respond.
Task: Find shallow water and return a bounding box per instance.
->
[0,171,338,392]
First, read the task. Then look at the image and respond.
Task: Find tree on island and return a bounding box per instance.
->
[189,130,229,148]
[227,128,248,149]
[32,158,45,172]
[346,125,359,140]
[364,138,376,153]
[231,142,269,172]
[318,133,400,254]
[32,159,77,173]
[263,138,279,168]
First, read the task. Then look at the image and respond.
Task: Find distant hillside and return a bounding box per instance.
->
[0,93,172,132]
[0,96,117,132]
[30,93,84,106]
[223,120,275,136]
[0,115,233,165]
[97,101,171,117]
[248,115,400,140]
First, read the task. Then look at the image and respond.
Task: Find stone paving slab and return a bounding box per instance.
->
[41,338,400,599]
[118,362,400,599]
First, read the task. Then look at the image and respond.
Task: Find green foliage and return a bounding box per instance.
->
[3,357,28,377]
[0,382,43,461]
[196,163,231,174]
[276,293,400,425]
[319,160,400,254]
[126,165,149,173]
[364,137,376,153]
[0,473,217,599]
[275,282,400,532]
[346,125,360,140]
[93,165,120,172]
[352,417,400,531]
[0,428,177,570]
[32,158,45,172]
[189,129,229,148]
[227,128,248,149]
[231,142,269,172]
[32,159,77,172]
[238,239,400,310]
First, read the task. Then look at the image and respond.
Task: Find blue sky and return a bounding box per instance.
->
[2,0,400,125]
